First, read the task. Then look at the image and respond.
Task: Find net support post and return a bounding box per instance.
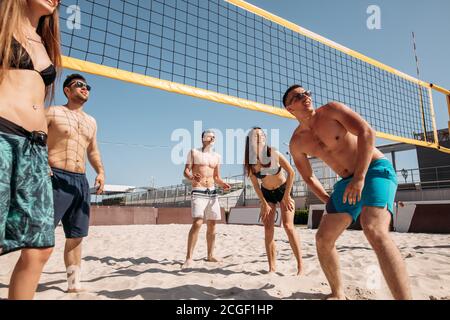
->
[447,94,450,133]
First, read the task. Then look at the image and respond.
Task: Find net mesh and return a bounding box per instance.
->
[60,0,436,144]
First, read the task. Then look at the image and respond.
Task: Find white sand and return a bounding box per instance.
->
[1,224,449,300]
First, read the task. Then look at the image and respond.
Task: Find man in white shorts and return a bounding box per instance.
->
[182,130,230,269]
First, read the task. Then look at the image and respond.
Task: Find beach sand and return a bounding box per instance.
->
[1,224,449,300]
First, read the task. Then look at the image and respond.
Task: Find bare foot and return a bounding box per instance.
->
[206,257,221,263]
[325,293,347,300]
[181,258,194,269]
[297,265,304,276]
[67,287,86,294]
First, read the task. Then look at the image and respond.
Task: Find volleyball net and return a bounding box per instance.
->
[59,0,450,153]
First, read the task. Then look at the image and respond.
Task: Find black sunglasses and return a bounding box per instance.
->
[70,80,91,91]
[289,90,312,106]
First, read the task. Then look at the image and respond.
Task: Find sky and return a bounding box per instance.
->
[54,0,450,188]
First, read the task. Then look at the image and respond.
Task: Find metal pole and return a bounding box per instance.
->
[243,172,246,206]
[391,151,397,171]
[412,32,428,142]
[447,95,450,134]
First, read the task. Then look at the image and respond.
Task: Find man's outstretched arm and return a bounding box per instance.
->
[327,102,375,180]
[290,142,330,204]
[326,102,376,204]
[213,158,230,190]
[183,150,194,181]
[87,122,105,194]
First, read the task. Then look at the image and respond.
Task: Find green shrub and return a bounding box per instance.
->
[294,209,309,225]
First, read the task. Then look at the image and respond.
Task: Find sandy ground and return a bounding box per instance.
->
[1,224,449,300]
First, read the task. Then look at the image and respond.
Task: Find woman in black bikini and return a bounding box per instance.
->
[244,127,303,275]
[0,0,61,299]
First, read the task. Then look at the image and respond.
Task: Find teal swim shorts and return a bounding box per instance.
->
[326,158,398,222]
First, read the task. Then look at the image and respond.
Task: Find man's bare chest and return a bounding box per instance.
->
[52,111,94,141]
[300,119,347,156]
[192,152,219,168]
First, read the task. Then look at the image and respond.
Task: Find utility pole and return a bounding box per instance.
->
[283,142,293,166]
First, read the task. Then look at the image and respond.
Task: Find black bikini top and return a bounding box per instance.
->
[2,38,56,87]
[253,166,282,179]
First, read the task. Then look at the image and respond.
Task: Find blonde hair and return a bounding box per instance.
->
[0,0,62,102]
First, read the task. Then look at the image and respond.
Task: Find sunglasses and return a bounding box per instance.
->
[70,80,91,91]
[288,90,312,106]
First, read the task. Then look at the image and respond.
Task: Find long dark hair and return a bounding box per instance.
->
[244,127,273,177]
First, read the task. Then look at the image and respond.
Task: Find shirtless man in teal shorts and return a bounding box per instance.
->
[283,85,412,300]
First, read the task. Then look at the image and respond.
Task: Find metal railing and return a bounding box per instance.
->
[91,166,450,207]
[396,165,450,189]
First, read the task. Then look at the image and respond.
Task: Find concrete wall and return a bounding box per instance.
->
[308,188,450,204]
[90,206,227,226]
[90,206,158,226]
[228,206,282,227]
[397,201,450,234]
[308,202,450,233]
[90,200,450,233]
[396,188,450,202]
[156,207,226,225]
